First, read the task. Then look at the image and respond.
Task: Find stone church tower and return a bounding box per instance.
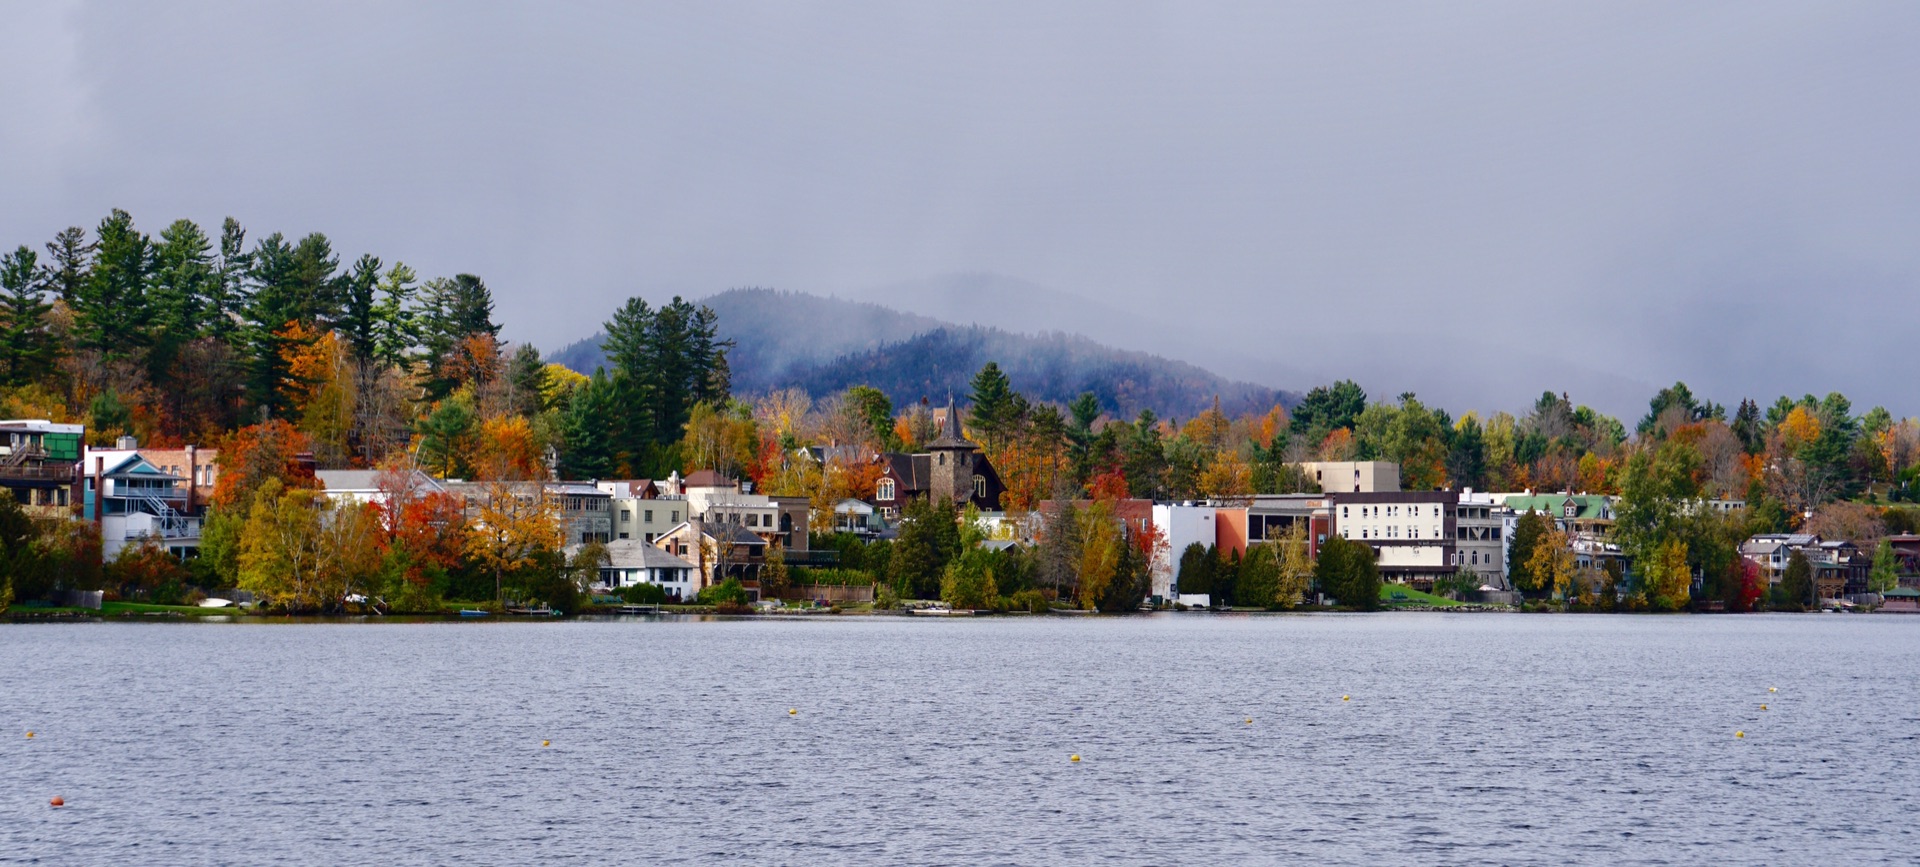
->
[926,397,977,507]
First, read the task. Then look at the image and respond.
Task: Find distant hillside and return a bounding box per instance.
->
[550,288,942,383]
[550,288,1293,420]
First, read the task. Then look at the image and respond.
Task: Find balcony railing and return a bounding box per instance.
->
[0,463,76,483]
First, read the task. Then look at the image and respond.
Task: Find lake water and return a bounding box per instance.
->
[3,613,1917,865]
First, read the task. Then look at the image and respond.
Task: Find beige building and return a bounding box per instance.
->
[1294,461,1400,494]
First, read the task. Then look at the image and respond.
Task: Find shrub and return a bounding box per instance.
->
[619,583,668,604]
[697,578,751,607]
[1010,588,1048,614]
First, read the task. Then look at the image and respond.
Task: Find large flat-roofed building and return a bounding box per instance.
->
[1328,490,1458,589]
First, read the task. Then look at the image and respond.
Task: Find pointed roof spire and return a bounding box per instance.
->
[929,394,975,450]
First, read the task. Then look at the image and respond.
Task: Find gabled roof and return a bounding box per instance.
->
[1503,494,1611,520]
[91,452,180,480]
[878,453,926,492]
[590,539,697,571]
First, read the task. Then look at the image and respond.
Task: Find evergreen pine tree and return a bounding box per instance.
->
[74,209,155,359]
[0,246,57,387]
[41,225,94,304]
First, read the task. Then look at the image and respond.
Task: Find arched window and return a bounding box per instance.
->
[877,479,895,501]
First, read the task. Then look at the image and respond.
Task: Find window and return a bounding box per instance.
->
[644,533,656,543]
[746,514,759,527]
[644,509,653,523]
[974,476,986,499]
[620,509,631,523]
[618,532,629,540]
[938,453,946,466]
[877,479,896,501]
[671,510,679,522]
[1341,506,1348,518]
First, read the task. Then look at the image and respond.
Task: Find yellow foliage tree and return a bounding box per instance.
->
[1074,501,1124,610]
[1647,538,1692,611]
[238,480,383,611]
[1528,528,1578,602]
[1197,450,1254,501]
[1779,406,1821,450]
[465,481,563,606]
[1274,522,1314,609]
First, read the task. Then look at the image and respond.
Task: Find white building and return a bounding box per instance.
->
[1152,503,1219,600]
[316,469,447,509]
[574,538,698,599]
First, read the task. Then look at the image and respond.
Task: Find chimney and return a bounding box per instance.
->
[185,445,198,513]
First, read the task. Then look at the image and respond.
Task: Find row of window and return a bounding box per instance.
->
[1354,525,1442,540]
[1342,504,1444,519]
[617,509,682,525]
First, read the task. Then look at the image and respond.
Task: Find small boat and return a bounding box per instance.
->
[458,609,490,617]
[910,604,965,616]
[198,598,233,609]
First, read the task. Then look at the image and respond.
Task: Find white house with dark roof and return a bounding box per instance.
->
[571,538,698,599]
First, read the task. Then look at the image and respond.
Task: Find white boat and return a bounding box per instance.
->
[910,604,959,616]
[198,598,232,608]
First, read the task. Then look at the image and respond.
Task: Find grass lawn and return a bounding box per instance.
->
[1379,585,1466,607]
[101,601,236,616]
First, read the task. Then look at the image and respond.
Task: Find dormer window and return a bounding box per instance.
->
[877,479,895,501]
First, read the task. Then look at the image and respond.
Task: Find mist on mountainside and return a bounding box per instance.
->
[548,288,1292,420]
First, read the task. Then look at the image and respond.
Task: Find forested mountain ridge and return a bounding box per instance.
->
[551,287,1293,420]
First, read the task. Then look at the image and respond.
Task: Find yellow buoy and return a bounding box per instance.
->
[1735,731,1745,738]
[789,709,797,716]
[541,740,550,747]
[1760,704,1768,711]
[1070,754,1081,762]
[1342,695,1351,702]
[25,731,33,739]
[1768,686,1777,693]
[1245,718,1253,725]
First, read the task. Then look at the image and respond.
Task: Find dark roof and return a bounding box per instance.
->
[879,453,927,493]
[927,396,976,450]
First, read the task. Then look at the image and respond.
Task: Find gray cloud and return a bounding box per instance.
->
[4,1,1917,420]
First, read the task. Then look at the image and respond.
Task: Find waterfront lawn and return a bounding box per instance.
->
[1379,585,1466,607]
[101,602,234,617]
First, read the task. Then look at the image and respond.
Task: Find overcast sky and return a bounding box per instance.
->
[4,2,1917,419]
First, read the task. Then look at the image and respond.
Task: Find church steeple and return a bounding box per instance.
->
[928,395,974,450]
[926,395,976,505]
